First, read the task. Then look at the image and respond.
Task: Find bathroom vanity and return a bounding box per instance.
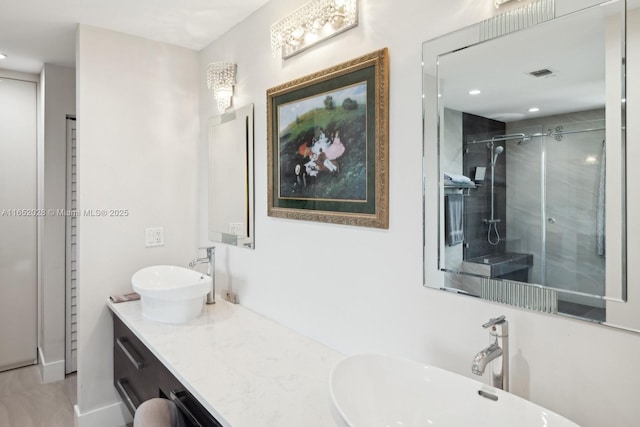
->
[113,315,222,426]
[108,297,343,427]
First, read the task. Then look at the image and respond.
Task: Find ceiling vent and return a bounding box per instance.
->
[529,68,553,77]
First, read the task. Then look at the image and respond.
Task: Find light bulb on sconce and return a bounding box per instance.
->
[207,62,237,113]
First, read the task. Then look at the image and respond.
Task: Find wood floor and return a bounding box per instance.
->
[0,365,75,427]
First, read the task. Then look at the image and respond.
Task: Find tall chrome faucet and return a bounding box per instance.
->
[472,315,509,391]
[189,246,216,304]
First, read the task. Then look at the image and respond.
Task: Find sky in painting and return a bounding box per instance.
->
[278,81,367,133]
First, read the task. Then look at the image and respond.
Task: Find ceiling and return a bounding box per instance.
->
[435,3,613,123]
[0,0,270,74]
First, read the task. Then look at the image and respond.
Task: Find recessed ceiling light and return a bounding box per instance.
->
[0,53,7,60]
[528,107,540,113]
[468,89,481,95]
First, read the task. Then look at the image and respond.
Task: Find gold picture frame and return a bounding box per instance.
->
[267,48,389,228]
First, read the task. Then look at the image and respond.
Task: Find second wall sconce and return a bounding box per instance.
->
[207,62,237,112]
[270,0,358,59]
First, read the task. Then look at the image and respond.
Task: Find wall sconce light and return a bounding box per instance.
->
[207,62,237,112]
[270,0,358,59]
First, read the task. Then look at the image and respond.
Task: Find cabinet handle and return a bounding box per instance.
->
[170,390,203,427]
[116,378,138,414]
[116,337,144,370]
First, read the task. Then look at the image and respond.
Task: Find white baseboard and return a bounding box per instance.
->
[74,401,133,427]
[37,347,65,383]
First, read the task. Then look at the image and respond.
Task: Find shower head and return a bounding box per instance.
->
[491,145,504,166]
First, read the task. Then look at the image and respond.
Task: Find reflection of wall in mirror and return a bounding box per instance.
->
[442,108,464,272]
[209,114,248,238]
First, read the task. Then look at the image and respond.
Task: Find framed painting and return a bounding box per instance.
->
[267,48,389,228]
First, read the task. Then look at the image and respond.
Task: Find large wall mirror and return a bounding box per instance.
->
[423,0,639,330]
[208,103,255,249]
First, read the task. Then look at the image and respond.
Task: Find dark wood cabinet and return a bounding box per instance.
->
[112,315,223,427]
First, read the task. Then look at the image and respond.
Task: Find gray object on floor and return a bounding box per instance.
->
[134,398,186,427]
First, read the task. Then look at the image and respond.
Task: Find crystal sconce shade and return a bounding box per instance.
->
[207,62,237,112]
[270,0,358,59]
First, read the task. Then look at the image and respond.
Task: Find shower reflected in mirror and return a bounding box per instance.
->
[423,0,630,328]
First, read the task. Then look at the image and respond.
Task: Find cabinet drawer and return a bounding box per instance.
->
[158,366,224,427]
[113,316,161,412]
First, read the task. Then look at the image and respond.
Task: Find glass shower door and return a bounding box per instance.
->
[504,124,545,285]
[543,119,606,316]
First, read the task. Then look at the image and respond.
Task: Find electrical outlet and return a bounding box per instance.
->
[228,222,244,236]
[145,227,164,247]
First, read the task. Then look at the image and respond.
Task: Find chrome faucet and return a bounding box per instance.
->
[189,246,216,304]
[472,315,509,391]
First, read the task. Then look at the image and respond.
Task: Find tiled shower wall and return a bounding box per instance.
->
[462,113,507,259]
[441,110,507,269]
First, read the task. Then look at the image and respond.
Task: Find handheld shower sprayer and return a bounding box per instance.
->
[484,142,504,245]
[492,145,504,166]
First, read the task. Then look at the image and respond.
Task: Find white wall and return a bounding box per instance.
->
[75,25,200,426]
[198,1,640,426]
[38,63,76,382]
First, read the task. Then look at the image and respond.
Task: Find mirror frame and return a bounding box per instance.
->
[422,0,636,331]
[207,103,255,249]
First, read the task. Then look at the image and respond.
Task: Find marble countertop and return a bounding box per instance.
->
[108,297,344,427]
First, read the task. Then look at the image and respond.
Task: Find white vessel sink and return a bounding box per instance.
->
[330,354,579,427]
[131,265,211,324]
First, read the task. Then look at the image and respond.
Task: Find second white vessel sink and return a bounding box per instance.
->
[330,353,579,427]
[131,265,211,324]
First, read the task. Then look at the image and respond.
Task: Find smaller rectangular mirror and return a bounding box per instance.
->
[208,103,255,249]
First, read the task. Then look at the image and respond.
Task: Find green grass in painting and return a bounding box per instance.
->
[279,104,367,201]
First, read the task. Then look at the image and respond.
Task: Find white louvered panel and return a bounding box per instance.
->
[66,117,78,374]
